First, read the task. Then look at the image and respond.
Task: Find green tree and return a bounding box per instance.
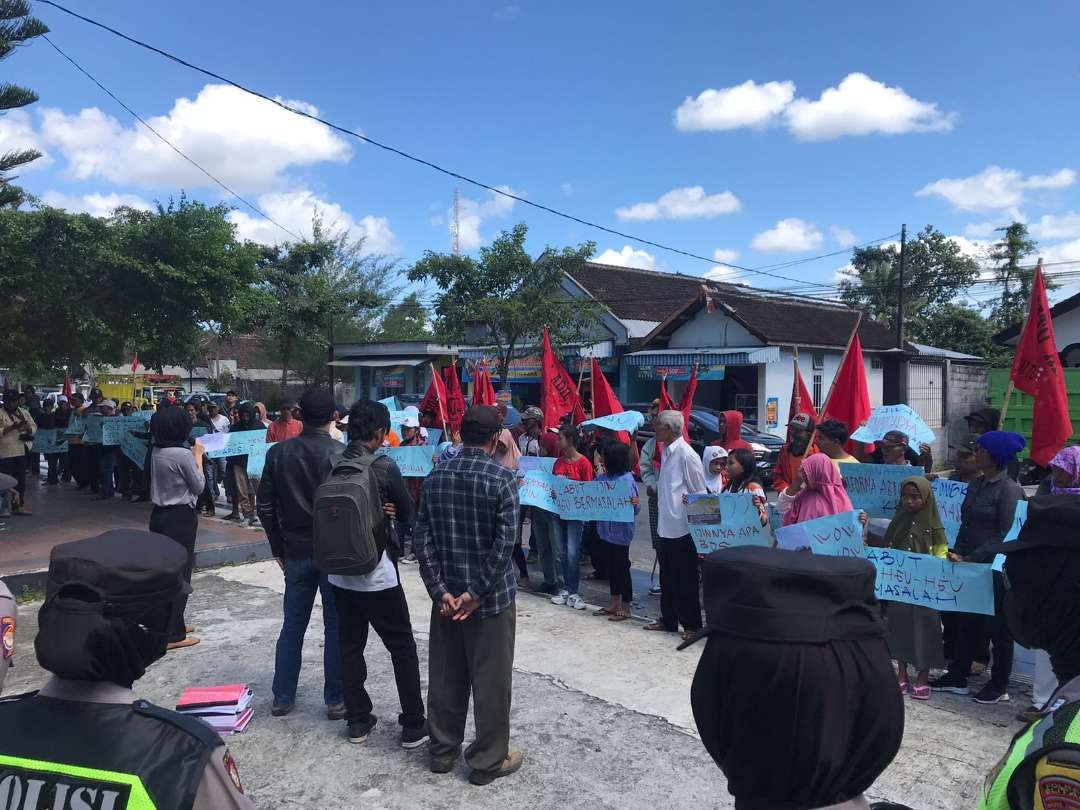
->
[839,226,980,338]
[909,303,1011,364]
[0,0,48,207]
[408,222,600,388]
[378,292,431,341]
[989,222,1042,330]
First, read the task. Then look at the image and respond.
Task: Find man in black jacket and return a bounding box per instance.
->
[257,388,345,719]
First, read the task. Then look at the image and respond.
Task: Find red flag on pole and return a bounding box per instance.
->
[472,362,498,407]
[131,352,140,373]
[590,357,622,418]
[419,363,450,431]
[62,375,73,398]
[659,376,677,412]
[541,328,583,430]
[1009,263,1073,465]
[790,360,818,422]
[821,334,871,452]
[442,363,467,435]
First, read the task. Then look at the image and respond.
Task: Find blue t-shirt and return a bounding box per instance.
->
[595,471,639,546]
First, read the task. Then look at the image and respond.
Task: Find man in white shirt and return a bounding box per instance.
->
[643,410,706,641]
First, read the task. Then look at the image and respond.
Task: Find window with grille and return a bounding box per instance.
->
[812,352,824,370]
[813,373,823,407]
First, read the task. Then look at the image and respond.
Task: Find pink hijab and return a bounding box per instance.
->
[782,452,853,527]
[494,428,521,470]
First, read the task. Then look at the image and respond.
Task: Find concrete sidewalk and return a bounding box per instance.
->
[6,560,1026,809]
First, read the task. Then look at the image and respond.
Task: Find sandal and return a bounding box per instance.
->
[643,622,673,632]
[593,607,615,616]
[608,613,630,622]
[911,684,931,701]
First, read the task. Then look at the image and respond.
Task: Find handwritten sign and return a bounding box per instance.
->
[101,414,150,445]
[245,441,277,477]
[121,431,149,470]
[519,471,634,522]
[930,478,967,546]
[378,445,436,477]
[580,411,645,434]
[425,428,442,447]
[842,463,912,518]
[776,510,864,557]
[63,415,85,437]
[993,501,1029,572]
[864,548,995,615]
[850,404,935,445]
[82,414,104,444]
[378,396,400,411]
[31,428,68,455]
[518,456,556,475]
[686,492,769,554]
[198,430,268,459]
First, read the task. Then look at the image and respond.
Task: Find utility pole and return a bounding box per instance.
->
[896,223,907,348]
[451,189,461,255]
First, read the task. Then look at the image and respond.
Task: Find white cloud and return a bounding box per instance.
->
[594,245,657,270]
[703,248,740,281]
[615,186,740,221]
[712,247,739,264]
[917,165,1076,212]
[751,218,823,253]
[227,189,396,254]
[1040,238,1080,267]
[964,220,1009,239]
[675,80,795,132]
[36,84,352,192]
[1031,212,1080,241]
[675,73,953,141]
[452,186,519,251]
[41,190,152,217]
[785,73,954,140]
[561,183,574,198]
[830,226,857,248]
[0,108,51,172]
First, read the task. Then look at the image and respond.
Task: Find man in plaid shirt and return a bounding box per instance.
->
[414,405,523,786]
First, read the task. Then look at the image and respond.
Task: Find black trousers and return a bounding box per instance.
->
[658,535,701,632]
[333,582,425,728]
[948,573,1013,690]
[45,452,62,484]
[603,540,633,602]
[149,504,198,642]
[0,455,26,499]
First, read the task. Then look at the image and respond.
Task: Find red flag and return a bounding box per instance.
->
[1010,264,1073,465]
[659,376,677,412]
[419,364,450,431]
[591,357,632,445]
[821,334,871,452]
[62,375,73,398]
[790,362,817,421]
[541,328,584,430]
[442,363,467,435]
[472,362,498,407]
[131,352,140,373]
[657,367,696,441]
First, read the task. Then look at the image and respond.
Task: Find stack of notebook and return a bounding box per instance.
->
[176,684,254,735]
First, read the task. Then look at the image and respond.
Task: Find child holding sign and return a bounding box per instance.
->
[551,425,593,611]
[594,442,640,621]
[884,477,949,700]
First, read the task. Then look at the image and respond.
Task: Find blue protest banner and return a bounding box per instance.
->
[425,429,442,447]
[63,415,85,437]
[518,456,556,475]
[120,431,149,469]
[245,441,277,477]
[993,501,1028,571]
[863,547,995,615]
[841,463,912,518]
[518,471,634,522]
[850,404,935,445]
[686,492,769,554]
[198,430,268,459]
[31,428,68,455]
[930,478,967,546]
[82,414,104,444]
[379,396,400,411]
[775,510,864,557]
[579,411,645,434]
[102,414,151,445]
[378,445,436,477]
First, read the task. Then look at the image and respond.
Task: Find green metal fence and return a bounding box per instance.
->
[987,368,1080,460]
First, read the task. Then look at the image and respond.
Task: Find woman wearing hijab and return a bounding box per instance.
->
[777,452,854,527]
[149,405,205,650]
[884,477,949,700]
[701,445,728,494]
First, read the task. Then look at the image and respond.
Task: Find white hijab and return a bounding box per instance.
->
[702,445,728,493]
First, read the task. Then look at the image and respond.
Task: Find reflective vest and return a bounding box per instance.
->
[0,693,219,810]
[980,699,1080,810]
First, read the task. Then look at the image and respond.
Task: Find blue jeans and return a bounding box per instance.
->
[273,556,344,706]
[554,519,584,595]
[99,448,116,497]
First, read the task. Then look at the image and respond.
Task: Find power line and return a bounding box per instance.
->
[38,0,882,288]
[41,35,301,242]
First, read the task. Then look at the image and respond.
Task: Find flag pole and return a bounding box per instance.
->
[431,362,448,432]
[820,312,863,419]
[792,346,801,416]
[576,353,589,420]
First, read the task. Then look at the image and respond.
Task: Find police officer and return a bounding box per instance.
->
[0,529,254,809]
[980,495,1080,809]
[683,545,908,810]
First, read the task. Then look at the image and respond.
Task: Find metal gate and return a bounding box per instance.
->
[907,362,943,429]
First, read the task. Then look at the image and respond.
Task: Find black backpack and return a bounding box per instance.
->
[313,454,386,575]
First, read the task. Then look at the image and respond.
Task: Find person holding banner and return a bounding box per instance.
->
[721,448,769,526]
[871,430,932,473]
[932,431,1026,704]
[594,442,640,622]
[517,407,560,594]
[551,425,594,611]
[884,477,949,700]
[225,402,263,527]
[771,413,818,493]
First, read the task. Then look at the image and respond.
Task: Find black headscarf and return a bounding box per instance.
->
[150,405,192,448]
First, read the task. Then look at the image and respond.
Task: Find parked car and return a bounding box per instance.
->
[184,392,228,408]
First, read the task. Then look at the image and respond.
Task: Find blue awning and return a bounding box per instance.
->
[623,346,780,366]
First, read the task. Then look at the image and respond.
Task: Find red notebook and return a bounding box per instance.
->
[176,684,249,711]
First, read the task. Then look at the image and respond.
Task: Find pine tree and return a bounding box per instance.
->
[989,222,1040,329]
[0,0,48,208]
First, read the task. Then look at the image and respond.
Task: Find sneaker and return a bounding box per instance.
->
[973,685,1010,705]
[648,585,662,596]
[271,700,294,717]
[566,594,587,611]
[347,715,377,744]
[469,750,523,786]
[326,702,346,721]
[430,754,457,774]
[401,724,429,750]
[551,590,569,606]
[929,673,970,695]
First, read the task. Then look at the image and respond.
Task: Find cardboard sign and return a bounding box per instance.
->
[82,414,104,444]
[518,456,556,475]
[121,431,149,470]
[378,445,436,477]
[579,411,645,434]
[841,463,913,518]
[245,441,277,478]
[775,510,864,557]
[686,492,770,554]
[929,478,967,546]
[519,471,634,522]
[864,548,995,615]
[102,414,151,445]
[993,501,1029,572]
[63,415,85,437]
[31,428,68,455]
[850,404,936,445]
[198,430,268,459]
[378,396,400,411]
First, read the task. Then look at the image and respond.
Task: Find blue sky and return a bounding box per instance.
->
[7,0,1080,306]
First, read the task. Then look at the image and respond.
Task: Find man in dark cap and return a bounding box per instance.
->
[685,545,905,809]
[0,530,253,808]
[414,405,523,785]
[979,495,1080,809]
[257,387,345,719]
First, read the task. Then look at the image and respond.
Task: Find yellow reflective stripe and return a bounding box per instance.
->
[0,754,156,809]
[980,723,1039,810]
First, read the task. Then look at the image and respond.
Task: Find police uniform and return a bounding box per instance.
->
[0,530,254,810]
[0,579,14,694]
